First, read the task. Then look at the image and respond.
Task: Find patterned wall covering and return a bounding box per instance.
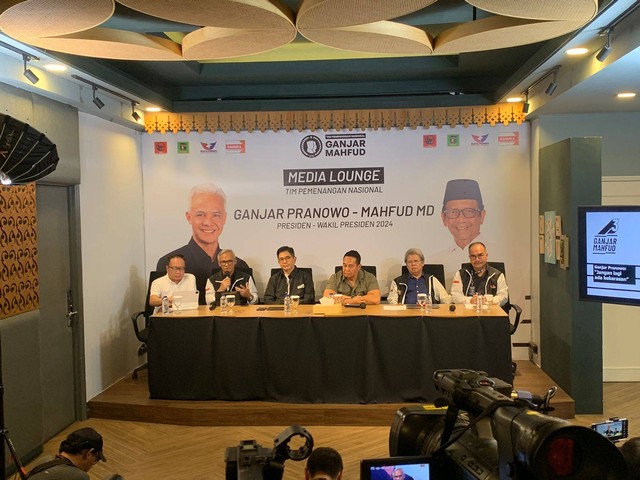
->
[0,183,39,319]
[144,103,526,134]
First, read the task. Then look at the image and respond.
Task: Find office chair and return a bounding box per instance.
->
[460,261,522,372]
[334,265,377,276]
[131,270,165,380]
[401,264,446,287]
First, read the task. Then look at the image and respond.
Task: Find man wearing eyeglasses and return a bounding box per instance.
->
[388,248,451,305]
[205,249,258,305]
[155,183,250,305]
[264,246,315,304]
[149,254,197,313]
[428,178,487,288]
[451,242,508,306]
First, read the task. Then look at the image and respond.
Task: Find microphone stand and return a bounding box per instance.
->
[0,332,28,480]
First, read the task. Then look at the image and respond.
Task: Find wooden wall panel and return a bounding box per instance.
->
[0,184,39,319]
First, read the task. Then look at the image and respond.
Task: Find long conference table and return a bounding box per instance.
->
[147,304,512,403]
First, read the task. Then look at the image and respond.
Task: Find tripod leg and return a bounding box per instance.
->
[1,430,28,480]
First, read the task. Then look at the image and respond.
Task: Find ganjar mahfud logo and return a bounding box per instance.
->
[300,135,322,158]
[592,218,618,254]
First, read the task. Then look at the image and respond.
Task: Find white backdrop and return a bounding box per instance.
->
[142,124,530,307]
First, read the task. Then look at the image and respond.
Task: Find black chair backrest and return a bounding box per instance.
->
[269,267,313,279]
[145,270,167,318]
[401,264,445,286]
[334,265,377,276]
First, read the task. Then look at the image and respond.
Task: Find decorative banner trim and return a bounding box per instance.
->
[144,104,526,134]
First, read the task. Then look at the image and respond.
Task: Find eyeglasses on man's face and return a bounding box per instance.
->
[469,253,486,260]
[167,266,185,272]
[219,259,235,265]
[278,255,293,263]
[443,208,481,219]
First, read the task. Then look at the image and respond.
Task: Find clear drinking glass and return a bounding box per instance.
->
[226,294,236,311]
[475,294,484,315]
[220,294,228,313]
[417,293,427,313]
[172,295,182,315]
[290,295,300,313]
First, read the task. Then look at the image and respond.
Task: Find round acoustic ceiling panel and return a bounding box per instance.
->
[0,0,115,38]
[297,0,437,29]
[434,15,587,55]
[466,0,597,22]
[116,0,294,30]
[301,21,433,56]
[20,28,183,60]
[182,26,296,60]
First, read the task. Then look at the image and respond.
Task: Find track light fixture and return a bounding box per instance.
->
[22,55,39,84]
[131,101,141,122]
[545,67,559,96]
[72,74,142,121]
[596,27,613,62]
[522,90,530,114]
[92,86,105,109]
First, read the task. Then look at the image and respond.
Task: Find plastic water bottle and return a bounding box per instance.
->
[475,294,483,315]
[161,296,170,315]
[284,293,291,314]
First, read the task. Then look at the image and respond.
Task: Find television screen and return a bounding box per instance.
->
[578,206,640,306]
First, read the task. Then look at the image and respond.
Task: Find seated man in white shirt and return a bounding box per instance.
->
[451,242,508,306]
[388,248,451,305]
[149,253,197,313]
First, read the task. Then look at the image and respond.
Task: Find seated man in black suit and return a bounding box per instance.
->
[264,246,315,304]
[205,249,258,305]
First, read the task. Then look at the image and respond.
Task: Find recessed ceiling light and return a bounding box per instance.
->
[146,107,161,112]
[566,47,589,56]
[617,92,637,98]
[506,97,523,103]
[44,63,67,72]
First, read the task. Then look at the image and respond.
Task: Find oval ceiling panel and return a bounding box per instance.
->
[0,0,114,38]
[301,21,433,56]
[466,0,597,22]
[434,15,586,55]
[19,28,183,60]
[116,0,294,30]
[297,0,437,29]
[182,26,296,60]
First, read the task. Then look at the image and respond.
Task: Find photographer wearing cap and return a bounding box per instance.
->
[27,427,106,479]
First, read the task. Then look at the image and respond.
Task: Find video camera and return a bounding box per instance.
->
[225,425,313,480]
[389,369,628,479]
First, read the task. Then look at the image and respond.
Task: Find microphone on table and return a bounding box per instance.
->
[344,303,366,309]
[449,304,456,312]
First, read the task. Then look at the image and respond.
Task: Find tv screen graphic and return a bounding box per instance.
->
[578,206,640,306]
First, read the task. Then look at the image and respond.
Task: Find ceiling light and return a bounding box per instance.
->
[506,97,522,103]
[566,47,589,56]
[617,92,637,98]
[596,28,613,62]
[131,101,141,122]
[23,55,39,84]
[545,81,557,96]
[146,107,161,112]
[44,64,67,72]
[92,86,104,109]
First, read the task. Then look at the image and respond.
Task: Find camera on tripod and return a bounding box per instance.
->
[225,425,313,480]
[386,369,628,479]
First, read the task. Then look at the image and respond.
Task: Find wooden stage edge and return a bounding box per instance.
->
[87,360,574,427]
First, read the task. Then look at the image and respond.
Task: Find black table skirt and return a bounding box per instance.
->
[148,315,512,402]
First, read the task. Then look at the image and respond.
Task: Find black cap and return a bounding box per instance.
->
[69,428,106,462]
[442,179,484,210]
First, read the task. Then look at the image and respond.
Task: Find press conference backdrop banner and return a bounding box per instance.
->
[142,124,531,307]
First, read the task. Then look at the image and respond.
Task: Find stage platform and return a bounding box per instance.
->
[87,360,574,426]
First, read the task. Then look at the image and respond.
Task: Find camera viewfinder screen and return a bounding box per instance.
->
[591,419,628,441]
[361,457,432,480]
